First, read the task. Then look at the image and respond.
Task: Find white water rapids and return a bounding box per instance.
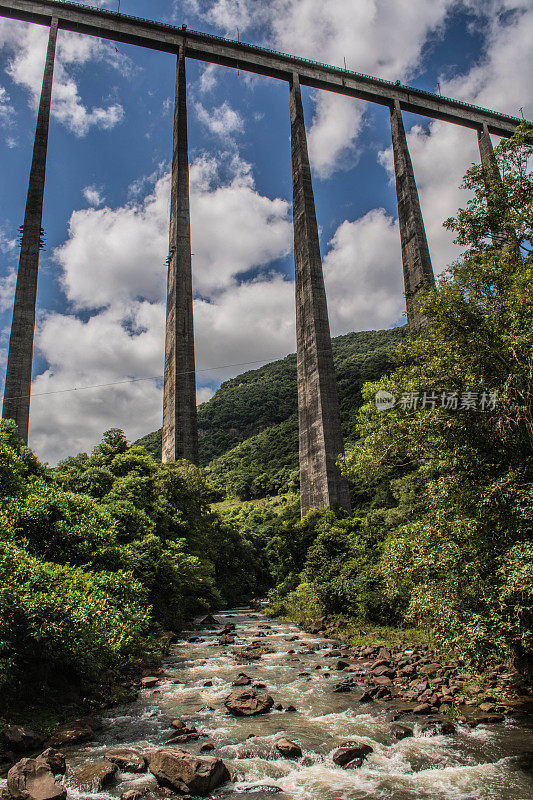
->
[55,609,533,799]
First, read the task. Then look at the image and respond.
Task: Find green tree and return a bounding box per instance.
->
[343,123,533,667]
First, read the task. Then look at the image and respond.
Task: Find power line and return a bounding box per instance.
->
[1,356,293,402]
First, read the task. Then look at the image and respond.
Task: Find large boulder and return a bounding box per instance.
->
[224,689,274,717]
[2,728,45,754]
[70,760,118,791]
[37,751,66,776]
[7,758,66,800]
[332,741,373,768]
[275,739,302,758]
[47,718,100,749]
[105,748,147,773]
[146,747,230,796]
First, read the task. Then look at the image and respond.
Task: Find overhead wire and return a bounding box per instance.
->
[0,356,298,402]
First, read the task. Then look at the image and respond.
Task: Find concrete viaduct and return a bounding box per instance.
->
[0,0,525,516]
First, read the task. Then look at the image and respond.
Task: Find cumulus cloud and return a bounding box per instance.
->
[195,100,244,139]
[30,301,165,464]
[28,155,293,462]
[0,18,126,136]
[0,268,16,313]
[324,209,405,333]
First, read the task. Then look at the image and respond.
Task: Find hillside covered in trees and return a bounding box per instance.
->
[137,327,405,499]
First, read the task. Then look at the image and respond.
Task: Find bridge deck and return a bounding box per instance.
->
[0,0,525,138]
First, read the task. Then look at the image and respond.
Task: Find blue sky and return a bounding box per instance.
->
[0,0,531,463]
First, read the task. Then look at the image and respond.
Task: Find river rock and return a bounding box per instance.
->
[390,723,413,740]
[418,663,441,676]
[142,677,159,688]
[224,689,274,716]
[413,703,432,714]
[275,739,302,758]
[332,742,373,767]
[47,717,100,748]
[105,748,147,772]
[421,719,456,736]
[199,614,220,628]
[146,747,230,796]
[241,785,283,794]
[7,758,66,800]
[70,759,118,791]
[334,660,350,670]
[37,750,66,776]
[2,728,45,754]
[233,675,251,686]
[121,790,147,800]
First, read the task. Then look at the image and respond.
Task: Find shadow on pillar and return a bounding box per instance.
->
[2,19,58,444]
[290,73,351,518]
[390,100,435,332]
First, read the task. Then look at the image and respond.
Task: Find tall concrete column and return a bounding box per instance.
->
[290,73,351,517]
[2,19,58,443]
[477,122,514,249]
[162,46,199,464]
[390,99,435,331]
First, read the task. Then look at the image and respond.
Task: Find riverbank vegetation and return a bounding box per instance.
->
[0,423,263,715]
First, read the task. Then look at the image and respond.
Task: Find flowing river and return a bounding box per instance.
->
[61,608,533,800]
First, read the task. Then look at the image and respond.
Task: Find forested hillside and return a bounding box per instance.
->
[137,327,405,498]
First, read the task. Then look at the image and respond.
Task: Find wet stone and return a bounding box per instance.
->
[105,748,147,773]
[70,759,118,791]
[275,739,302,758]
[224,689,274,716]
[332,742,373,767]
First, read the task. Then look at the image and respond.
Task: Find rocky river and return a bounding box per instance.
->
[4,607,533,800]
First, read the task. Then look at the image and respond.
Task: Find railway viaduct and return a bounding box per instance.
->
[0,0,524,516]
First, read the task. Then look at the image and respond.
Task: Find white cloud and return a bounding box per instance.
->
[28,155,293,462]
[195,100,244,139]
[55,174,170,310]
[83,186,105,207]
[197,386,215,404]
[198,64,219,93]
[189,156,292,294]
[324,209,406,334]
[0,268,16,313]
[0,18,126,136]
[30,301,165,464]
[0,85,14,127]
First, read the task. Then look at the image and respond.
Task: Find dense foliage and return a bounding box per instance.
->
[0,424,260,706]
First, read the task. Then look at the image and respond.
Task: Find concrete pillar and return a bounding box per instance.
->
[477,122,513,249]
[2,19,58,443]
[162,46,199,464]
[390,99,435,331]
[290,73,351,517]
